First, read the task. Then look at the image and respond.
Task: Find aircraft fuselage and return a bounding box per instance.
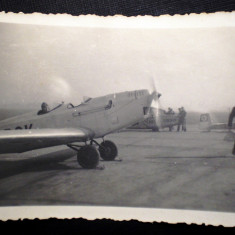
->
[0,89,153,139]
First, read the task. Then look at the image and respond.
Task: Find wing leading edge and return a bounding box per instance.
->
[0,128,94,153]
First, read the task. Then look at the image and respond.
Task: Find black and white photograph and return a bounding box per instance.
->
[0,12,234,225]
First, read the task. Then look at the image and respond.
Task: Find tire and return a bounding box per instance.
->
[99,140,118,161]
[152,127,159,132]
[77,145,100,169]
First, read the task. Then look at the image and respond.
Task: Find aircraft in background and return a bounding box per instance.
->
[0,89,158,169]
[199,113,235,132]
[128,107,179,132]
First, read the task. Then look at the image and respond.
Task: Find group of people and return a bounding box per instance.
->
[164,107,175,115]
[164,106,187,132]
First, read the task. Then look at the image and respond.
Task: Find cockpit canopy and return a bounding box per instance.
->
[37,97,94,115]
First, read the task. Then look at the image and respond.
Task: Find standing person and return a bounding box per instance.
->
[228,106,235,129]
[228,106,235,155]
[181,107,187,132]
[177,108,183,131]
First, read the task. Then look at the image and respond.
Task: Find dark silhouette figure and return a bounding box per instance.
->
[177,107,187,132]
[228,106,235,155]
[37,102,50,115]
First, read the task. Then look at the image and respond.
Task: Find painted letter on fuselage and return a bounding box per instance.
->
[3,123,33,130]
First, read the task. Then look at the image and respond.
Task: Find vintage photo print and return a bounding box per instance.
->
[0,12,234,226]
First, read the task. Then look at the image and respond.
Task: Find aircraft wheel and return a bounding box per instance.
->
[99,140,118,161]
[152,127,159,132]
[77,145,100,169]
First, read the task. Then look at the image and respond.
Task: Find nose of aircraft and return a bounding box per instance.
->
[146,90,161,107]
[152,91,161,101]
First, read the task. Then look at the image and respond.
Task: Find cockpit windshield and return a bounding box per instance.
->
[67,97,92,109]
[50,102,64,111]
[83,97,92,103]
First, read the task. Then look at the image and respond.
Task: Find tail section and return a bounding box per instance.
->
[199,113,212,131]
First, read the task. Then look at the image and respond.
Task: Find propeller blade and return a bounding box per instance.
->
[148,77,163,129]
[152,100,162,129]
[149,77,161,101]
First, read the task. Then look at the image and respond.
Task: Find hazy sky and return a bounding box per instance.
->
[0,22,235,112]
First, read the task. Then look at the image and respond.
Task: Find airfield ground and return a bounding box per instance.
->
[0,126,234,213]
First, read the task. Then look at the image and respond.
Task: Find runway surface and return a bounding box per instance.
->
[0,127,234,213]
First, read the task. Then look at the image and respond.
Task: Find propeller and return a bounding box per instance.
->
[149,76,161,101]
[149,77,163,130]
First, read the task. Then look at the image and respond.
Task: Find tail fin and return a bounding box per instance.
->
[199,113,212,131]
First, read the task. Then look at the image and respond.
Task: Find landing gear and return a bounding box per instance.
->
[98,140,118,161]
[67,143,100,169]
[152,127,159,132]
[77,145,100,169]
[67,139,119,168]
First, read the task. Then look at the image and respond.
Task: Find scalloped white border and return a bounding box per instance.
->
[0,11,235,28]
[0,11,235,226]
[0,206,235,226]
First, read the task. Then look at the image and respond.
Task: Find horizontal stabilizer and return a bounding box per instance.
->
[199,113,211,131]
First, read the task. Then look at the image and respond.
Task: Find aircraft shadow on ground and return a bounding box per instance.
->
[145,155,230,159]
[0,149,78,179]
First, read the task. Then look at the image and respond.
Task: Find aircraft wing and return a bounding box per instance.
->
[210,123,228,129]
[0,128,94,154]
